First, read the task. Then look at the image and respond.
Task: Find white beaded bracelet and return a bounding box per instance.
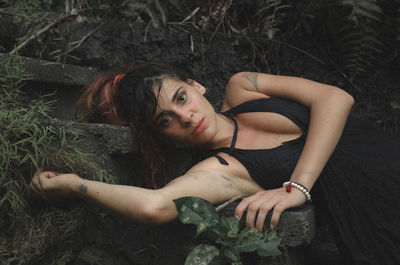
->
[283,181,312,202]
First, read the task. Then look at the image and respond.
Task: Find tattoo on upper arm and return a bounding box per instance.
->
[79,184,88,194]
[241,73,259,92]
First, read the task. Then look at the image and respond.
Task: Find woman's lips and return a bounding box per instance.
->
[192,118,205,135]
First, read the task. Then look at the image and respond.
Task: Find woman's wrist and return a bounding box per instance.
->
[289,173,315,191]
[283,181,312,202]
[69,174,85,197]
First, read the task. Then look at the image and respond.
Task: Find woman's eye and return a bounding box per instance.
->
[178,93,186,103]
[161,115,172,126]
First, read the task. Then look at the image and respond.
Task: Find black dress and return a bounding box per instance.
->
[212,97,400,265]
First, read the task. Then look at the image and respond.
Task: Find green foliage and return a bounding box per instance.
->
[174,197,281,265]
[0,56,108,264]
[333,0,385,76]
[200,0,395,77]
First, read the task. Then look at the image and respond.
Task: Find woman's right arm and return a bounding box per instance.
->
[30,159,248,225]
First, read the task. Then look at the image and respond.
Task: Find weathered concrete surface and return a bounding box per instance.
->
[218,199,315,265]
[40,119,137,185]
[0,53,98,86]
[218,199,315,248]
[46,119,137,155]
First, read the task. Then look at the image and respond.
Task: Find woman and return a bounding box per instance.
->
[30,63,400,264]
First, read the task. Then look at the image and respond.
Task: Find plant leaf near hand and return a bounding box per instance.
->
[184,244,219,265]
[256,229,281,257]
[174,197,282,264]
[174,196,220,237]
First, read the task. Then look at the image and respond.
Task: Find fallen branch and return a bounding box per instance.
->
[216,194,248,212]
[9,9,89,55]
[55,22,105,60]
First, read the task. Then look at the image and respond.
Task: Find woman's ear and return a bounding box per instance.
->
[187,79,206,95]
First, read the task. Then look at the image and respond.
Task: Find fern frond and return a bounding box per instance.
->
[334,0,385,77]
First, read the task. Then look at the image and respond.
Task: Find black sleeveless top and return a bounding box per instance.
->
[212,97,309,190]
[210,97,400,265]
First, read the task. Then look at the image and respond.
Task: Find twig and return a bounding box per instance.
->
[270,39,326,65]
[9,9,89,55]
[144,21,151,42]
[216,194,249,212]
[209,0,232,43]
[181,7,200,23]
[55,22,105,59]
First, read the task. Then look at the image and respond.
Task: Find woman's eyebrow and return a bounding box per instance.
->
[153,86,183,124]
[171,86,182,102]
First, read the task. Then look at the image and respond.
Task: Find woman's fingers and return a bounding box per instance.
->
[235,188,306,230]
[235,192,262,220]
[255,206,269,230]
[29,170,58,199]
[29,180,40,194]
[270,204,286,229]
[30,170,42,191]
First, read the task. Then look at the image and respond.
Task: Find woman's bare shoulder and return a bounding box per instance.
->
[221,72,269,111]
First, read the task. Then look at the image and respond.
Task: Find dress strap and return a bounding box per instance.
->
[213,112,239,166]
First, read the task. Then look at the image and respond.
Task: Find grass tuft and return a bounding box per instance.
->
[0,56,109,264]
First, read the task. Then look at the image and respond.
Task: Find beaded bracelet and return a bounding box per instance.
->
[283,181,312,202]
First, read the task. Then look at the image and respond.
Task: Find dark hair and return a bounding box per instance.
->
[75,62,189,188]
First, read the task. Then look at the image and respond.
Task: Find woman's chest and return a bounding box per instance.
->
[233,112,303,150]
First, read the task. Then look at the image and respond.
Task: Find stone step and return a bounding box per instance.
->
[41,119,136,155]
[0,53,98,86]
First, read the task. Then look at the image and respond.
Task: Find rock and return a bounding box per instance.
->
[218,198,316,265]
[0,53,98,86]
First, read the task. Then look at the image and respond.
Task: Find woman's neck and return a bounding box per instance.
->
[207,113,236,150]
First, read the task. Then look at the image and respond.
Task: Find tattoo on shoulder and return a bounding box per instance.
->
[79,184,88,194]
[241,73,259,92]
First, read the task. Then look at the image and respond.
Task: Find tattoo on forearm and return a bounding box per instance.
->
[79,184,88,194]
[241,73,259,92]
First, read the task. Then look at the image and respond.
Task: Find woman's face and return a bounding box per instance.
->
[152,77,219,146]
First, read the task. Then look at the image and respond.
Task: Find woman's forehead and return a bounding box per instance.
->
[156,78,185,105]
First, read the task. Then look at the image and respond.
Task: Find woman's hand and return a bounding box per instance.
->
[29,169,79,202]
[234,187,306,230]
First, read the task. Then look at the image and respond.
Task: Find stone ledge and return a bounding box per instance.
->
[218,199,315,248]
[0,53,98,86]
[218,199,316,265]
[41,119,136,155]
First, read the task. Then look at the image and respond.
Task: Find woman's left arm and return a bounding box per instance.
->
[227,72,354,229]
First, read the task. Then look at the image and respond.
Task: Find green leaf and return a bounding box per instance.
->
[184,244,219,265]
[223,248,240,262]
[390,101,400,109]
[256,230,281,257]
[238,226,260,239]
[235,236,263,253]
[174,197,220,236]
[221,216,239,238]
[358,1,383,15]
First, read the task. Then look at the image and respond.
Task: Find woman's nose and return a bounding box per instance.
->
[177,110,192,126]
